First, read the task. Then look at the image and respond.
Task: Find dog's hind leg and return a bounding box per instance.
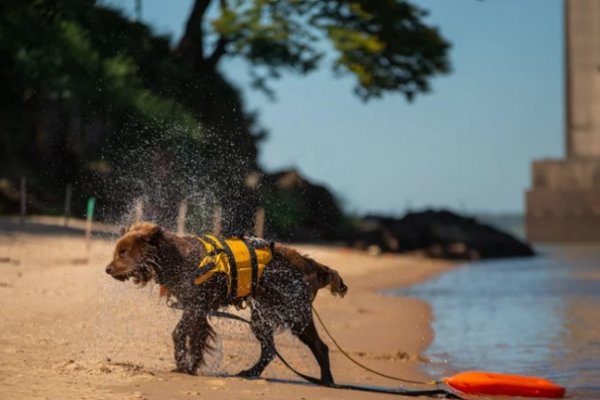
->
[294,318,334,386]
[236,309,276,378]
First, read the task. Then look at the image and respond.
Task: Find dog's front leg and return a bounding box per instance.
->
[172,309,196,374]
[172,311,190,372]
[172,309,212,375]
[187,313,214,374]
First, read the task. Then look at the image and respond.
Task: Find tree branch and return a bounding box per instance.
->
[205,0,230,69]
[207,35,228,69]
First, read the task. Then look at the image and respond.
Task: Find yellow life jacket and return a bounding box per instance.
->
[194,235,273,299]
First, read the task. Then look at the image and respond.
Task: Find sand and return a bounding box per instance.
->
[0,217,454,400]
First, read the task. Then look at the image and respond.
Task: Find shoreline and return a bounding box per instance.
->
[0,223,455,400]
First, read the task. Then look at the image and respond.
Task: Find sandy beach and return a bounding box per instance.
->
[0,218,454,400]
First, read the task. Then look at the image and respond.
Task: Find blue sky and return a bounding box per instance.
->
[104,0,564,215]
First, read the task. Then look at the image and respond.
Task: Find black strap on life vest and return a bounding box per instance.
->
[196,261,216,278]
[218,238,238,300]
[200,235,221,252]
[241,238,259,295]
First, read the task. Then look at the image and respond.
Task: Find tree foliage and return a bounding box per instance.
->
[177,0,450,100]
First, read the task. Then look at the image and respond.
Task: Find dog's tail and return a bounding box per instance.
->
[273,244,348,298]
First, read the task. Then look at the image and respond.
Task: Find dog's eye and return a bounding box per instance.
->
[118,249,127,257]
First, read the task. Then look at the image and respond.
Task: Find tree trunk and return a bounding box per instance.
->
[175,0,213,72]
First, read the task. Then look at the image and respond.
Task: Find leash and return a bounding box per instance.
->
[311,306,439,386]
[209,309,462,399]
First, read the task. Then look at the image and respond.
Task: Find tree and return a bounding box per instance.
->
[0,0,451,239]
[0,0,207,216]
[0,0,263,227]
[176,0,450,101]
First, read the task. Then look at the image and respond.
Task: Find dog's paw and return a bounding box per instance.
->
[235,368,261,379]
[321,378,335,387]
[171,366,197,375]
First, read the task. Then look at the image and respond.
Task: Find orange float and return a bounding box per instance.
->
[444,371,566,398]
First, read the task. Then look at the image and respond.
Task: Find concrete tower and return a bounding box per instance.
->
[526,0,600,241]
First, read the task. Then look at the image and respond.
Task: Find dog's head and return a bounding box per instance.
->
[105,222,163,285]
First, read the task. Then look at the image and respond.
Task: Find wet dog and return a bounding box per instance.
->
[105,222,347,384]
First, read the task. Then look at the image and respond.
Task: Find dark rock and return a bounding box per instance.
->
[257,169,345,241]
[348,209,534,260]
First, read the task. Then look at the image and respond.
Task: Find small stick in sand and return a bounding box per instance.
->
[64,184,72,227]
[254,207,265,238]
[212,204,222,236]
[85,197,96,255]
[134,197,144,223]
[176,199,188,235]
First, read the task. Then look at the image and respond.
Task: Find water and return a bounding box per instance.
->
[389,246,600,398]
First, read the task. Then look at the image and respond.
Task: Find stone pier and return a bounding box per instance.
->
[526,0,600,242]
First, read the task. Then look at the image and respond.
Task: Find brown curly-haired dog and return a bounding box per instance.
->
[106,222,347,385]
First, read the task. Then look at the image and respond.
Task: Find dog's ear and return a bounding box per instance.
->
[135,223,163,244]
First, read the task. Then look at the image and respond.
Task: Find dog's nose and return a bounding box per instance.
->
[105,265,113,274]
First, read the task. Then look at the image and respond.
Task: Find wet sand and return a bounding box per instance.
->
[0,217,454,400]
